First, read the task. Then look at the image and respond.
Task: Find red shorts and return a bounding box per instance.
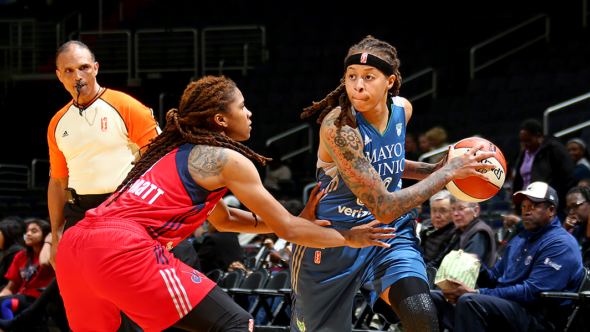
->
[55,217,215,332]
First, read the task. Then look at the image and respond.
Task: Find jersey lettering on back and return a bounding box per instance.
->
[88,143,227,250]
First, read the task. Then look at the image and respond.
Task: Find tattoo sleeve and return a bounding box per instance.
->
[187,145,229,180]
[321,111,459,222]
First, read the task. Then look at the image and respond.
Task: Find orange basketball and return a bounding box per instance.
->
[445,137,507,203]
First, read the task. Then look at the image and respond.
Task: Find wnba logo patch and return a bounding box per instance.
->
[101,117,108,132]
[248,319,254,331]
[360,53,368,63]
[314,251,321,264]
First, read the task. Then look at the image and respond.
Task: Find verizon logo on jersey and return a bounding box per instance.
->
[127,179,165,204]
[337,205,371,219]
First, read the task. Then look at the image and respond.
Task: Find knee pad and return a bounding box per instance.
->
[397,293,439,332]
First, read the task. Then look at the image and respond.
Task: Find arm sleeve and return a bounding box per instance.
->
[47,113,69,178]
[479,239,579,304]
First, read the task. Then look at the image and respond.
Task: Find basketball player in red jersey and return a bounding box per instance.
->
[54,76,396,332]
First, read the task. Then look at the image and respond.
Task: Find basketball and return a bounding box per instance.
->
[445,137,507,202]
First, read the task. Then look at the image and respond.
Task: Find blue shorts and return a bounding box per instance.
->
[290,211,427,332]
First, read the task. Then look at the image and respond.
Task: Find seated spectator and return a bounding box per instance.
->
[419,190,457,264]
[405,133,422,161]
[425,126,449,163]
[567,138,590,182]
[430,182,584,332]
[197,221,244,274]
[263,144,293,189]
[562,186,590,249]
[418,133,431,155]
[0,220,25,289]
[427,196,497,269]
[0,219,53,319]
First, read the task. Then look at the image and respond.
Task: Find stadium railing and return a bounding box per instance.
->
[470,14,550,79]
[201,25,267,76]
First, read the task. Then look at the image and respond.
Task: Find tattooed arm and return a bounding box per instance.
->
[321,108,494,223]
[188,145,395,248]
[403,156,447,180]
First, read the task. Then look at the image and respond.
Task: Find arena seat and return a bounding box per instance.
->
[248,269,291,325]
[218,269,246,292]
[205,269,224,284]
[539,267,590,332]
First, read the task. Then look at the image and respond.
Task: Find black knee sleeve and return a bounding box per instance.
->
[397,293,439,332]
[386,277,439,332]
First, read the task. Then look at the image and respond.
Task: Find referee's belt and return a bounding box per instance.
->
[67,190,113,207]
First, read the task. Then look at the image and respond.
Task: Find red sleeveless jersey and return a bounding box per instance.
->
[88,143,228,250]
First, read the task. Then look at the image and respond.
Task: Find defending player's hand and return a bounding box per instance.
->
[445,144,496,181]
[299,181,331,227]
[344,220,396,248]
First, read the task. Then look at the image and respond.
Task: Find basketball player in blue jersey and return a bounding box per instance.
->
[293,36,496,332]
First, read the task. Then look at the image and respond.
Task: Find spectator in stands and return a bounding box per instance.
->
[263,144,293,190]
[419,190,457,264]
[567,138,590,182]
[430,182,584,332]
[0,220,53,320]
[427,196,496,269]
[197,221,244,274]
[418,133,431,154]
[579,177,590,187]
[0,217,26,236]
[562,186,590,249]
[405,133,422,161]
[425,126,449,163]
[514,119,574,214]
[0,220,25,288]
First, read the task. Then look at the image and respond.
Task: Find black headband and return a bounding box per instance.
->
[344,53,394,77]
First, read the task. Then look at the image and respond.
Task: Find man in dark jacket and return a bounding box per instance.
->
[420,190,456,263]
[431,182,585,332]
[514,119,575,213]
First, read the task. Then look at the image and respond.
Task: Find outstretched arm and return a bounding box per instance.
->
[321,109,494,223]
[188,145,395,248]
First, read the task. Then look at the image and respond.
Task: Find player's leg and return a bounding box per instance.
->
[290,244,362,332]
[381,277,439,332]
[172,286,254,332]
[55,233,122,332]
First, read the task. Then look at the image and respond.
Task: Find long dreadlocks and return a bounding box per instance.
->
[109,76,270,205]
[301,35,402,128]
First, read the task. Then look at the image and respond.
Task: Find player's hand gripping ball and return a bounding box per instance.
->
[446,137,506,202]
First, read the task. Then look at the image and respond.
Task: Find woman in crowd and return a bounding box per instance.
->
[427,196,497,269]
[0,220,25,288]
[0,219,53,319]
[567,138,590,182]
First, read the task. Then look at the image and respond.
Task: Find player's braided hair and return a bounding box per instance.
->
[301,35,402,128]
[108,76,270,205]
[567,186,590,203]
